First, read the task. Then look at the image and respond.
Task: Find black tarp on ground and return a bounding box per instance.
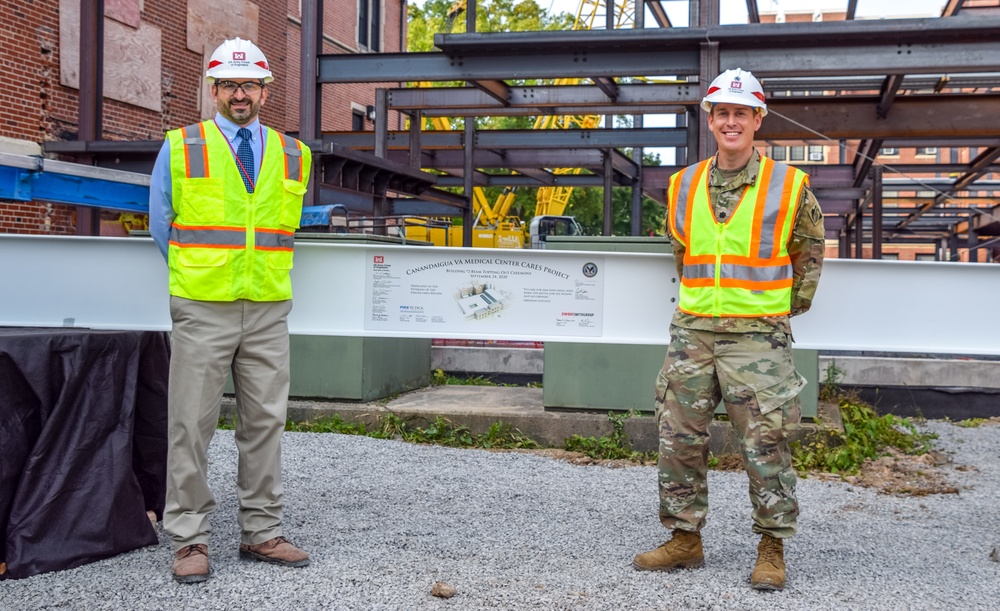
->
[0,328,169,580]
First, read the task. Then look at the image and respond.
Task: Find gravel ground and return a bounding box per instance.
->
[3,421,999,610]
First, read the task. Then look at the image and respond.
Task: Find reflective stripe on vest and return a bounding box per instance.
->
[667,155,807,316]
[168,225,295,251]
[182,123,208,179]
[277,132,304,182]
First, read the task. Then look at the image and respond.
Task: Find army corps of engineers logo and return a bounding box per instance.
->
[581,262,598,278]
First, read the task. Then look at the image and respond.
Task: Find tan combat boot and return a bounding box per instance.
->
[751,534,786,590]
[632,530,704,571]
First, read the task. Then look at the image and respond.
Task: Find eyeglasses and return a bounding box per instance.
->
[215,81,263,96]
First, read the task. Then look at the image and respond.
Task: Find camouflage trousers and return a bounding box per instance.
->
[654,325,805,539]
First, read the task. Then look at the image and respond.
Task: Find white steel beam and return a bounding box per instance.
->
[1,235,998,355]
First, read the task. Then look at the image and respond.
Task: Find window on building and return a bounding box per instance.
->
[880,253,900,260]
[770,146,787,161]
[916,147,938,156]
[808,145,824,162]
[358,0,382,51]
[352,109,365,131]
[790,146,805,161]
[915,253,936,261]
[879,147,899,156]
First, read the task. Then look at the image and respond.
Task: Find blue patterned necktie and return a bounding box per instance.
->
[236,127,255,193]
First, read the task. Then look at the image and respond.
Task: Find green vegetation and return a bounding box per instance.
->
[224,409,653,463]
[792,394,937,475]
[956,417,989,428]
[564,411,655,463]
[408,0,574,54]
[793,362,938,475]
[431,368,520,387]
[283,412,541,450]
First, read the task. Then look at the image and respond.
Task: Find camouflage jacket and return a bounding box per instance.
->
[669,150,825,334]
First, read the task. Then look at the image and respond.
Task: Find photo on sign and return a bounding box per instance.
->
[454,280,512,321]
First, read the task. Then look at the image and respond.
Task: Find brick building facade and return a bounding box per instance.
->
[0,0,406,235]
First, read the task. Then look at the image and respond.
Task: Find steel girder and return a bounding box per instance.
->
[385,83,699,116]
[318,49,700,82]
[326,128,686,150]
[759,96,1000,141]
[318,17,1000,83]
[431,17,999,55]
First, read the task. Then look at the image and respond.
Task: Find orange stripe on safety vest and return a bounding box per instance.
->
[718,278,794,291]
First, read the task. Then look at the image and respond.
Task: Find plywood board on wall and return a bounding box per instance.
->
[106,0,141,28]
[187,0,259,54]
[60,0,162,113]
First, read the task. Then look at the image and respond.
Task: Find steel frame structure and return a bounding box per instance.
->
[310,1,1000,258]
[43,0,1000,259]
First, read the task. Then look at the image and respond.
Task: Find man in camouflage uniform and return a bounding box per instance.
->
[633,69,825,591]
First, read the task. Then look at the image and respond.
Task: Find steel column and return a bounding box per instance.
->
[967,208,979,262]
[299,0,323,206]
[698,42,718,161]
[374,89,389,159]
[77,0,104,236]
[631,116,643,236]
[408,111,422,169]
[463,120,474,246]
[872,167,883,259]
[854,198,864,259]
[603,150,613,236]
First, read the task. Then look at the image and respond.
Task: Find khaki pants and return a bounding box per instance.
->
[163,297,292,550]
[654,325,805,539]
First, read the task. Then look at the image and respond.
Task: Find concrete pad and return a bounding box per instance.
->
[385,385,544,415]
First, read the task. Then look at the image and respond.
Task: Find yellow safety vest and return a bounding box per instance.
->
[667,155,807,317]
[166,121,311,302]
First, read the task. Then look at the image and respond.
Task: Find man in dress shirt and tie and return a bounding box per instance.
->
[149,37,312,583]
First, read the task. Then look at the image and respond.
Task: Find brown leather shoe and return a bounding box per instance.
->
[632,530,704,571]
[173,544,210,584]
[751,534,786,590]
[239,536,310,567]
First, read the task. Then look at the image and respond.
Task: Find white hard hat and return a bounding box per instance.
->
[205,38,273,83]
[700,68,767,116]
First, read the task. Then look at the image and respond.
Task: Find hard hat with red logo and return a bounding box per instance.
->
[205,38,273,83]
[700,68,767,116]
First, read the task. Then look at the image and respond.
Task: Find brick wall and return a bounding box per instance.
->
[0,0,405,234]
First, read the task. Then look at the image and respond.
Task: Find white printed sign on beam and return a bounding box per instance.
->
[363,250,606,338]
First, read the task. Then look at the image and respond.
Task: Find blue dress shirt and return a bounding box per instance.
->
[149,114,267,261]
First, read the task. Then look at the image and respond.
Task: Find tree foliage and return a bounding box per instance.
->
[409,0,574,52]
